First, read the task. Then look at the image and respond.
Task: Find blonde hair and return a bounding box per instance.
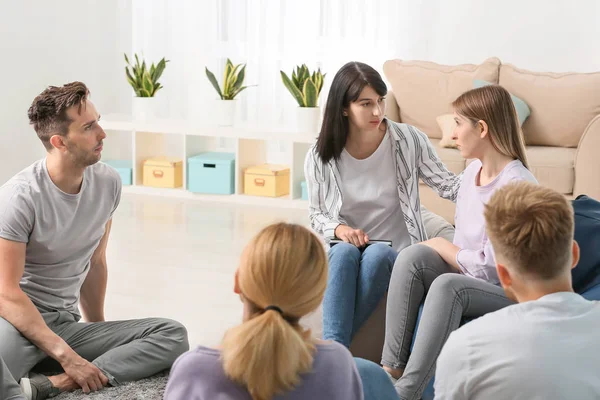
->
[484,181,574,280]
[453,84,529,169]
[221,223,328,400]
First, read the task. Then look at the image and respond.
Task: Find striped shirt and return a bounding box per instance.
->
[304,119,462,244]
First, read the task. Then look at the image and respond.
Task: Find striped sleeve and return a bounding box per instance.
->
[412,127,462,202]
[304,149,342,240]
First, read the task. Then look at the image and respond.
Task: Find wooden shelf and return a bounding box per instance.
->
[102,114,313,209]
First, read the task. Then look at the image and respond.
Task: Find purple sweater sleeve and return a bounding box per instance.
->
[456,239,499,283]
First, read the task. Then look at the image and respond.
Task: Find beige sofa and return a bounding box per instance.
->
[384,57,600,223]
[346,57,600,364]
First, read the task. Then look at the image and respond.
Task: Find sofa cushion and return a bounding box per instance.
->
[383,57,501,139]
[436,114,458,149]
[527,146,576,194]
[499,64,600,147]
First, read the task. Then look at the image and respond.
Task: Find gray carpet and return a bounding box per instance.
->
[53,371,169,400]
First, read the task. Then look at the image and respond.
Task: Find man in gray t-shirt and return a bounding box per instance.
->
[0,82,189,400]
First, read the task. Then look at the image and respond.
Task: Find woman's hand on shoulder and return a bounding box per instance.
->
[335,225,369,248]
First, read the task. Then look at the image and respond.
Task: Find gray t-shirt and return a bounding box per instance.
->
[338,132,411,252]
[0,159,121,318]
[164,341,364,400]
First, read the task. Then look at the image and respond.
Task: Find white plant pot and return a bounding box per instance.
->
[296,107,321,133]
[132,97,156,122]
[216,100,237,126]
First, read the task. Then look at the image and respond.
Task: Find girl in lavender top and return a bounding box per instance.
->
[164,222,397,400]
[381,85,538,400]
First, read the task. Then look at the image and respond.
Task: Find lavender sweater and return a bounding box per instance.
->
[163,341,363,400]
[453,159,537,283]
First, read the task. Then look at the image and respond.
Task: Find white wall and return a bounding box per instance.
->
[420,0,600,72]
[1,0,599,185]
[0,0,131,184]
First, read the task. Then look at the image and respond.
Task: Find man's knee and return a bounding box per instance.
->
[154,318,189,356]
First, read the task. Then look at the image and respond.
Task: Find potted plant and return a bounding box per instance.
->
[205,59,251,126]
[125,53,168,121]
[281,65,325,133]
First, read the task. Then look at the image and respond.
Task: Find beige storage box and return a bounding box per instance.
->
[142,156,183,188]
[244,164,290,197]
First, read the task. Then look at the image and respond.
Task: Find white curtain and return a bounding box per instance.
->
[129,0,429,125]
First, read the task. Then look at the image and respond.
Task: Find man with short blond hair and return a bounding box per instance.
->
[434,181,600,399]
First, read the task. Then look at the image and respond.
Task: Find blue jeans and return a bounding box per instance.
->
[355,357,397,400]
[323,242,398,347]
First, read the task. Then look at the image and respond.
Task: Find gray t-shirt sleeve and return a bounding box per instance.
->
[0,184,34,243]
[109,171,122,219]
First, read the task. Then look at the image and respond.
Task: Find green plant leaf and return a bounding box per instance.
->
[152,83,163,96]
[224,63,242,97]
[124,53,130,65]
[205,67,223,99]
[318,72,326,94]
[303,78,318,107]
[223,60,233,93]
[125,67,137,91]
[300,65,309,84]
[229,86,249,100]
[292,68,299,89]
[142,71,154,96]
[281,71,305,106]
[231,64,246,94]
[152,58,167,84]
[139,88,151,97]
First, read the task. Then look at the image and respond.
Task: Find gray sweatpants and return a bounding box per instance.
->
[381,244,513,400]
[1,310,189,400]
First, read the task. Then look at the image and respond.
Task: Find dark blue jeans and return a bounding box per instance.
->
[323,242,398,347]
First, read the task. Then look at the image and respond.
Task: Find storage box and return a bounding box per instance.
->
[142,156,183,188]
[244,164,290,197]
[301,180,308,200]
[104,160,132,185]
[188,152,235,195]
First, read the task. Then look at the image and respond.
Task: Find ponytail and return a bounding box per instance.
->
[221,222,328,399]
[221,308,315,400]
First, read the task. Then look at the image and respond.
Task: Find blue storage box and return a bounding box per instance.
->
[188,152,236,195]
[301,181,308,200]
[104,160,132,185]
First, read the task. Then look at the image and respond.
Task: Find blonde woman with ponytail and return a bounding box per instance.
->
[381,85,539,399]
[165,223,393,400]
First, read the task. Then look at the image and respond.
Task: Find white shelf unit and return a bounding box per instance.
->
[100,114,315,209]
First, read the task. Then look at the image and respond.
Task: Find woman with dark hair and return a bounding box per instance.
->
[304,61,460,348]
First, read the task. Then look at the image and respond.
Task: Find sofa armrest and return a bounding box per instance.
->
[385,90,401,123]
[574,115,600,200]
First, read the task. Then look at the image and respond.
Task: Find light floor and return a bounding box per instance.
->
[103,192,322,349]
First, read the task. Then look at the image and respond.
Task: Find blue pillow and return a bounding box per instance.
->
[473,79,530,126]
